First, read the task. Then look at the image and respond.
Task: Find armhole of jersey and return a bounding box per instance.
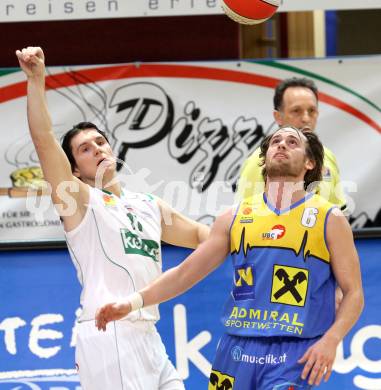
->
[146,193,162,218]
[150,194,163,235]
[64,185,93,238]
[66,240,84,286]
[228,202,241,239]
[324,206,338,256]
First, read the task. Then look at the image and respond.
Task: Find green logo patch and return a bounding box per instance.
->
[120,228,159,262]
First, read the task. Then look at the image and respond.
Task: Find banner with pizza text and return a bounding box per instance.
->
[0,56,380,241]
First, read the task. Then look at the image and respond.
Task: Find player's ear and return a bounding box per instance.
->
[305,158,315,171]
[73,166,81,178]
[273,110,282,126]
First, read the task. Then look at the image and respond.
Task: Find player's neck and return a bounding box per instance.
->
[265,178,306,210]
[102,182,122,197]
[85,176,122,197]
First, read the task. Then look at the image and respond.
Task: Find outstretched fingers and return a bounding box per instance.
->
[299,348,313,381]
[298,343,335,386]
[324,361,334,383]
[95,303,114,331]
[306,359,328,386]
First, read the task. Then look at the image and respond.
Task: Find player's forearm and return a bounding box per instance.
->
[27,75,54,143]
[140,265,196,307]
[141,241,224,307]
[197,223,210,244]
[95,255,216,330]
[323,288,364,344]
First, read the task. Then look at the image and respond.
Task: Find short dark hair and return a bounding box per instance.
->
[259,127,324,191]
[61,122,109,172]
[273,77,319,111]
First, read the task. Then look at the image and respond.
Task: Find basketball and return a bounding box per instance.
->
[221,0,280,25]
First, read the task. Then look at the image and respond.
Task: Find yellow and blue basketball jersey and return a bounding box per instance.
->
[222,192,337,338]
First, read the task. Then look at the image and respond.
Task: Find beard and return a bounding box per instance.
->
[266,159,304,179]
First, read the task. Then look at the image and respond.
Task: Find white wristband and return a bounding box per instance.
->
[128,292,144,312]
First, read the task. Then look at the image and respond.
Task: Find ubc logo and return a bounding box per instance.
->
[209,370,235,390]
[262,225,286,240]
[233,264,255,300]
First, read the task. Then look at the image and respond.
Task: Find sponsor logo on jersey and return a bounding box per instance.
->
[271,265,309,307]
[103,194,116,206]
[231,345,243,362]
[226,306,305,335]
[262,225,286,240]
[233,264,255,300]
[209,370,235,390]
[240,217,253,224]
[243,207,252,215]
[239,206,254,223]
[231,346,288,365]
[323,166,332,180]
[120,228,159,262]
[143,193,155,202]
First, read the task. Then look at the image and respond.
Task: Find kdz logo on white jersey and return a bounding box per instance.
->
[120,228,159,262]
[120,212,159,262]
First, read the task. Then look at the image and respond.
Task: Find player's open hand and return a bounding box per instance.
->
[95,302,132,331]
[15,47,45,78]
[298,335,338,386]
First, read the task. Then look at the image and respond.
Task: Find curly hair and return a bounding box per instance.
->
[258,127,324,191]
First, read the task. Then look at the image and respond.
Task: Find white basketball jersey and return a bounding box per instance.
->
[65,186,163,322]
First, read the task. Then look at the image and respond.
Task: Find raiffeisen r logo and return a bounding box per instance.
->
[271,265,308,307]
[334,325,381,389]
[209,370,235,390]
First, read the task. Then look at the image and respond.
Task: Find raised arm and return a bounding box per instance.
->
[298,209,364,386]
[16,47,88,227]
[95,207,233,330]
[157,197,210,248]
